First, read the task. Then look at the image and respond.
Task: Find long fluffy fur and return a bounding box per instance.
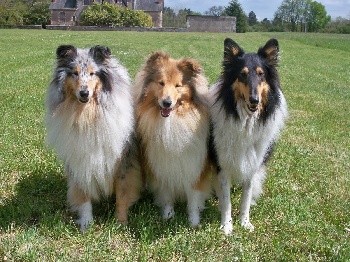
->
[46,45,141,231]
[135,51,212,227]
[209,38,288,235]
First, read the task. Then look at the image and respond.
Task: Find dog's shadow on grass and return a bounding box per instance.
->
[0,167,68,229]
[124,191,224,242]
[0,167,223,240]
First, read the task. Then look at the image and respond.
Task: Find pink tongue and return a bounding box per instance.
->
[161,108,172,117]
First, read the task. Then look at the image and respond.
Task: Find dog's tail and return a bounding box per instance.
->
[251,165,267,205]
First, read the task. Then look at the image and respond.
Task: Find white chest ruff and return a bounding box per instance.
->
[47,102,133,199]
[140,110,209,194]
[210,87,287,183]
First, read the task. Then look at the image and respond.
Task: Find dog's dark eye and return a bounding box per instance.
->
[240,71,247,78]
[159,81,165,86]
[73,72,79,76]
[175,84,181,88]
[258,71,265,80]
[90,72,94,76]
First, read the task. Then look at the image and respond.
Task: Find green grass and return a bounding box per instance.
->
[0,29,349,261]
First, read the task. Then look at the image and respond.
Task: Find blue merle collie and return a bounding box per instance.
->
[209,38,288,235]
[45,45,141,231]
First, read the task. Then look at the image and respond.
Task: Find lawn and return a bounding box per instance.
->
[0,29,349,261]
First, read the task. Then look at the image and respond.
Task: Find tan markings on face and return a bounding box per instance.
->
[232,66,270,114]
[256,67,269,109]
[64,66,81,99]
[62,65,101,123]
[233,79,249,103]
[157,76,182,105]
[64,65,102,101]
[137,55,195,118]
[87,65,102,97]
[233,67,249,102]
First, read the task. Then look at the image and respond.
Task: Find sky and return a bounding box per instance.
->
[164,0,350,20]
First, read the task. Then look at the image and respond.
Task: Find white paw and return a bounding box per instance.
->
[162,205,175,220]
[76,201,93,232]
[220,221,233,235]
[240,219,254,232]
[76,216,93,232]
[188,212,200,227]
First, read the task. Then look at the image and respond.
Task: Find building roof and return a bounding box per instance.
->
[134,0,163,12]
[49,0,77,10]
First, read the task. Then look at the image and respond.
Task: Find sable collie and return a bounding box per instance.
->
[134,51,211,227]
[209,38,288,235]
[45,45,141,231]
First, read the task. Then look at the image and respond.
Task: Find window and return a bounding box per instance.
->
[59,12,65,23]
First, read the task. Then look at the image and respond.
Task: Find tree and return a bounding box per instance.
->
[80,3,153,27]
[0,0,26,25]
[23,1,50,27]
[305,0,330,32]
[224,0,248,33]
[274,0,331,32]
[274,0,306,32]
[204,6,225,16]
[325,16,350,34]
[248,11,258,26]
[177,8,199,28]
[162,7,177,27]
[162,7,199,28]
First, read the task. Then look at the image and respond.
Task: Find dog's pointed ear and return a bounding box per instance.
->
[224,38,244,61]
[258,38,279,67]
[89,45,111,63]
[56,45,77,60]
[178,58,202,77]
[146,51,169,66]
[144,51,169,73]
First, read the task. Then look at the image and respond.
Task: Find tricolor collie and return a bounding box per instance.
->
[46,45,141,231]
[135,51,211,227]
[209,38,288,235]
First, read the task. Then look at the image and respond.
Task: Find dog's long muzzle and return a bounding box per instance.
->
[248,95,259,112]
[160,97,173,117]
[78,89,90,103]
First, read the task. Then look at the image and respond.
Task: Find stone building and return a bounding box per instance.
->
[49,0,163,27]
[186,15,236,33]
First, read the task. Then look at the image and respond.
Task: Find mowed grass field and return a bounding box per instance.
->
[0,29,349,261]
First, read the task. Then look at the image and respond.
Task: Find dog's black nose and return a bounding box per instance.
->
[79,90,89,99]
[249,96,259,105]
[162,98,172,108]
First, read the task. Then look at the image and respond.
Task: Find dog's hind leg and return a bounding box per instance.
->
[67,179,93,232]
[218,171,233,235]
[115,167,142,226]
[239,179,254,232]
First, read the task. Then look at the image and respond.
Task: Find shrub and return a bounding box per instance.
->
[80,3,153,27]
[23,1,50,27]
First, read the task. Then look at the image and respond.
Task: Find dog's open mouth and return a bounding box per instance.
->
[247,104,258,112]
[160,107,172,117]
[79,98,89,104]
[246,103,259,114]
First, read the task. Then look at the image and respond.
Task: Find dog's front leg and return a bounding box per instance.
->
[155,186,175,220]
[186,189,203,227]
[218,172,233,235]
[240,179,254,232]
[67,179,93,232]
